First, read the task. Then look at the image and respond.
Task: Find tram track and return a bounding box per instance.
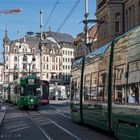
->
[26,110,53,140]
[26,109,82,140]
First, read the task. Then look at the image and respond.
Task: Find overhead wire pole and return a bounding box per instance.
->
[84,0,91,52]
[40,10,43,80]
[83,0,104,53]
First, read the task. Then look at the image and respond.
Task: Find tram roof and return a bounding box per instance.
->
[73,42,111,65]
[73,57,83,65]
[85,42,111,60]
[73,25,140,65]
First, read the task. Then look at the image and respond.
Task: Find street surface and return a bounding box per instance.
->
[0,100,116,140]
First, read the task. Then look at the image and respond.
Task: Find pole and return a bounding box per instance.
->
[40,10,43,80]
[84,0,91,53]
[29,63,31,75]
[85,0,88,45]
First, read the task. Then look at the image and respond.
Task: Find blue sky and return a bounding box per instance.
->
[0,0,96,62]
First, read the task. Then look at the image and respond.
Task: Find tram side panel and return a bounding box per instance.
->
[112,27,140,140]
[70,58,84,123]
[82,46,111,131]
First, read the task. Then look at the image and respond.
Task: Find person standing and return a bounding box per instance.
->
[128,93,135,104]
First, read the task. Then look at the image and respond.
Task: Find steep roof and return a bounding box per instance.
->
[45,31,74,43]
[3,30,10,44]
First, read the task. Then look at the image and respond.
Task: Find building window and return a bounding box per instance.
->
[14,64,17,69]
[23,55,27,61]
[6,47,8,51]
[32,48,36,53]
[56,65,58,70]
[132,5,135,28]
[6,56,8,61]
[139,1,140,24]
[46,64,48,70]
[46,56,48,62]
[43,64,45,69]
[43,56,45,61]
[52,65,55,70]
[46,73,48,79]
[14,56,17,61]
[14,48,17,53]
[32,64,36,69]
[52,56,55,63]
[32,56,36,61]
[129,7,132,29]
[6,65,8,69]
[125,10,128,31]
[115,13,120,33]
[23,64,27,69]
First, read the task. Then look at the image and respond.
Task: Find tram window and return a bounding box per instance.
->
[114,65,125,104]
[128,60,140,104]
[71,79,80,101]
[98,71,107,102]
[83,74,90,101]
[20,87,25,95]
[91,72,98,101]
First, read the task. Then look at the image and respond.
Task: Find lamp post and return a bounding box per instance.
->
[39,10,43,80]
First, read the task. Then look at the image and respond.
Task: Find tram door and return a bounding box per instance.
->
[71,77,81,122]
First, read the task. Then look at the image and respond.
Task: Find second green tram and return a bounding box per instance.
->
[70,25,140,140]
[9,75,40,109]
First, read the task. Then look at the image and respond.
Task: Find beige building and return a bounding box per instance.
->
[96,0,140,48]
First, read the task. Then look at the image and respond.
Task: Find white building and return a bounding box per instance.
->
[3,30,74,95]
[0,63,4,96]
[45,31,74,88]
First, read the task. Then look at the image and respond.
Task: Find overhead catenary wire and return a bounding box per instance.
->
[43,0,59,31]
[57,0,80,32]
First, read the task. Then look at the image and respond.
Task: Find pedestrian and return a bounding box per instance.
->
[128,93,135,104]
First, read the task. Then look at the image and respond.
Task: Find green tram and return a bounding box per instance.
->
[8,75,40,109]
[70,25,140,140]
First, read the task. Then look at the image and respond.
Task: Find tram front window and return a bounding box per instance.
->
[21,86,37,95]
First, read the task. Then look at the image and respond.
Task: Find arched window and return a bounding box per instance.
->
[32,56,36,61]
[14,48,17,53]
[14,56,17,61]
[32,48,36,53]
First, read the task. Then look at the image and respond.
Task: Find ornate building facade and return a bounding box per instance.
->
[3,30,74,91]
[96,0,140,48]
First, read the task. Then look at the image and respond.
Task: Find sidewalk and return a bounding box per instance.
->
[50,99,70,104]
[0,102,6,127]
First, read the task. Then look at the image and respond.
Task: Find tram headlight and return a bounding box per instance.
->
[30,99,34,102]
